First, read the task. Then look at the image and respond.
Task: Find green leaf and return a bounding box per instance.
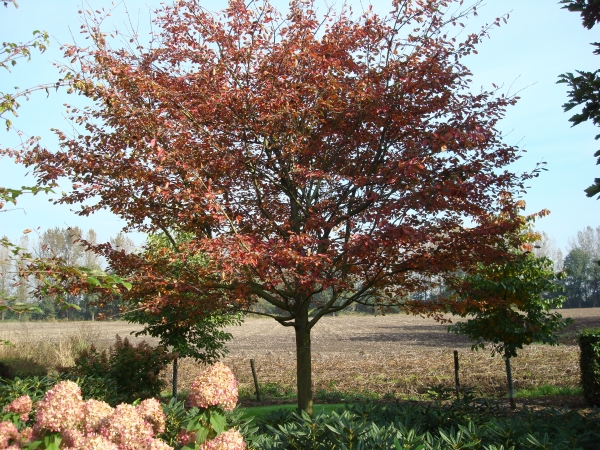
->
[87,276,101,286]
[195,427,210,444]
[210,411,227,434]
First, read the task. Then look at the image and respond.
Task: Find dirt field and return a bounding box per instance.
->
[1,308,598,406]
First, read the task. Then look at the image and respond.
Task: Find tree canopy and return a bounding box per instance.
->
[15,0,537,414]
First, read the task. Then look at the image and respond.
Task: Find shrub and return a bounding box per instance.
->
[108,335,174,403]
[579,327,600,406]
[0,381,172,450]
[0,363,247,450]
[0,376,55,411]
[62,335,175,404]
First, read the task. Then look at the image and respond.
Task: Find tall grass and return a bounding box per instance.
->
[0,323,102,377]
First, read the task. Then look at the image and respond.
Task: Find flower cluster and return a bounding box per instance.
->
[34,380,84,433]
[189,362,238,411]
[81,399,113,434]
[136,398,166,435]
[0,362,245,450]
[198,429,245,450]
[0,381,173,450]
[3,396,32,422]
[0,421,19,449]
[99,403,155,450]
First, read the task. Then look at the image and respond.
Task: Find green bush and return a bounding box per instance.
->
[62,334,174,404]
[108,335,174,403]
[579,328,600,406]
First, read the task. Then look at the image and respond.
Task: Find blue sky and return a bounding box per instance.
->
[0,0,598,253]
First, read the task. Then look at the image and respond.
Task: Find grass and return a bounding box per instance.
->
[514,384,583,398]
[240,403,346,420]
[0,323,102,378]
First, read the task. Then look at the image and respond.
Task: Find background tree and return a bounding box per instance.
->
[449,213,570,409]
[559,0,600,198]
[19,0,537,414]
[120,232,242,399]
[561,226,600,307]
[532,231,564,272]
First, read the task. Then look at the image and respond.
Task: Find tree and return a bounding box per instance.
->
[562,227,600,307]
[532,231,564,272]
[121,232,242,399]
[449,215,569,409]
[563,247,593,307]
[17,0,536,414]
[558,0,600,198]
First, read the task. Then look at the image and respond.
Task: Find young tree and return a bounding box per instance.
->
[449,214,569,409]
[120,232,242,399]
[17,0,537,413]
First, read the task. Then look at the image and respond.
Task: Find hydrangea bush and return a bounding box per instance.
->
[0,363,244,450]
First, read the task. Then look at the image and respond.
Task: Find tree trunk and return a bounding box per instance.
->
[504,350,516,409]
[172,356,178,400]
[294,302,313,416]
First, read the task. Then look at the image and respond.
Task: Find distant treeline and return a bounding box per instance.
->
[1,226,598,321]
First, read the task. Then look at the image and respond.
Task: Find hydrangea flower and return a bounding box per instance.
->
[82,399,114,433]
[0,421,19,448]
[34,381,84,433]
[19,426,33,443]
[199,429,246,450]
[177,429,196,446]
[61,428,85,448]
[99,403,154,450]
[189,362,238,410]
[63,431,119,450]
[4,395,33,422]
[136,398,166,434]
[146,437,175,449]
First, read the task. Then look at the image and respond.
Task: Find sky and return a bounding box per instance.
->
[0,0,598,254]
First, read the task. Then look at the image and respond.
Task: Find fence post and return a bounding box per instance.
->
[250,359,261,402]
[453,350,460,401]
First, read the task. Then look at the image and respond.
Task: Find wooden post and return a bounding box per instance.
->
[453,350,460,400]
[250,359,261,402]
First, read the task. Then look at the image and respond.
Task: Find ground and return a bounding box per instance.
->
[1,308,598,408]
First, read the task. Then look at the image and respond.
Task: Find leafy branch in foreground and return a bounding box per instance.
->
[0,235,131,317]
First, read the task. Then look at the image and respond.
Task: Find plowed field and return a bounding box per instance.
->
[1,308,598,406]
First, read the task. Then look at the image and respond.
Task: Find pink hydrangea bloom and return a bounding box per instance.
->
[0,421,19,448]
[4,395,33,422]
[99,403,154,450]
[61,428,85,448]
[34,380,84,433]
[82,399,114,433]
[146,437,174,450]
[189,363,238,410]
[199,429,246,450]
[136,398,166,434]
[19,426,33,443]
[177,429,197,446]
[63,432,119,450]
